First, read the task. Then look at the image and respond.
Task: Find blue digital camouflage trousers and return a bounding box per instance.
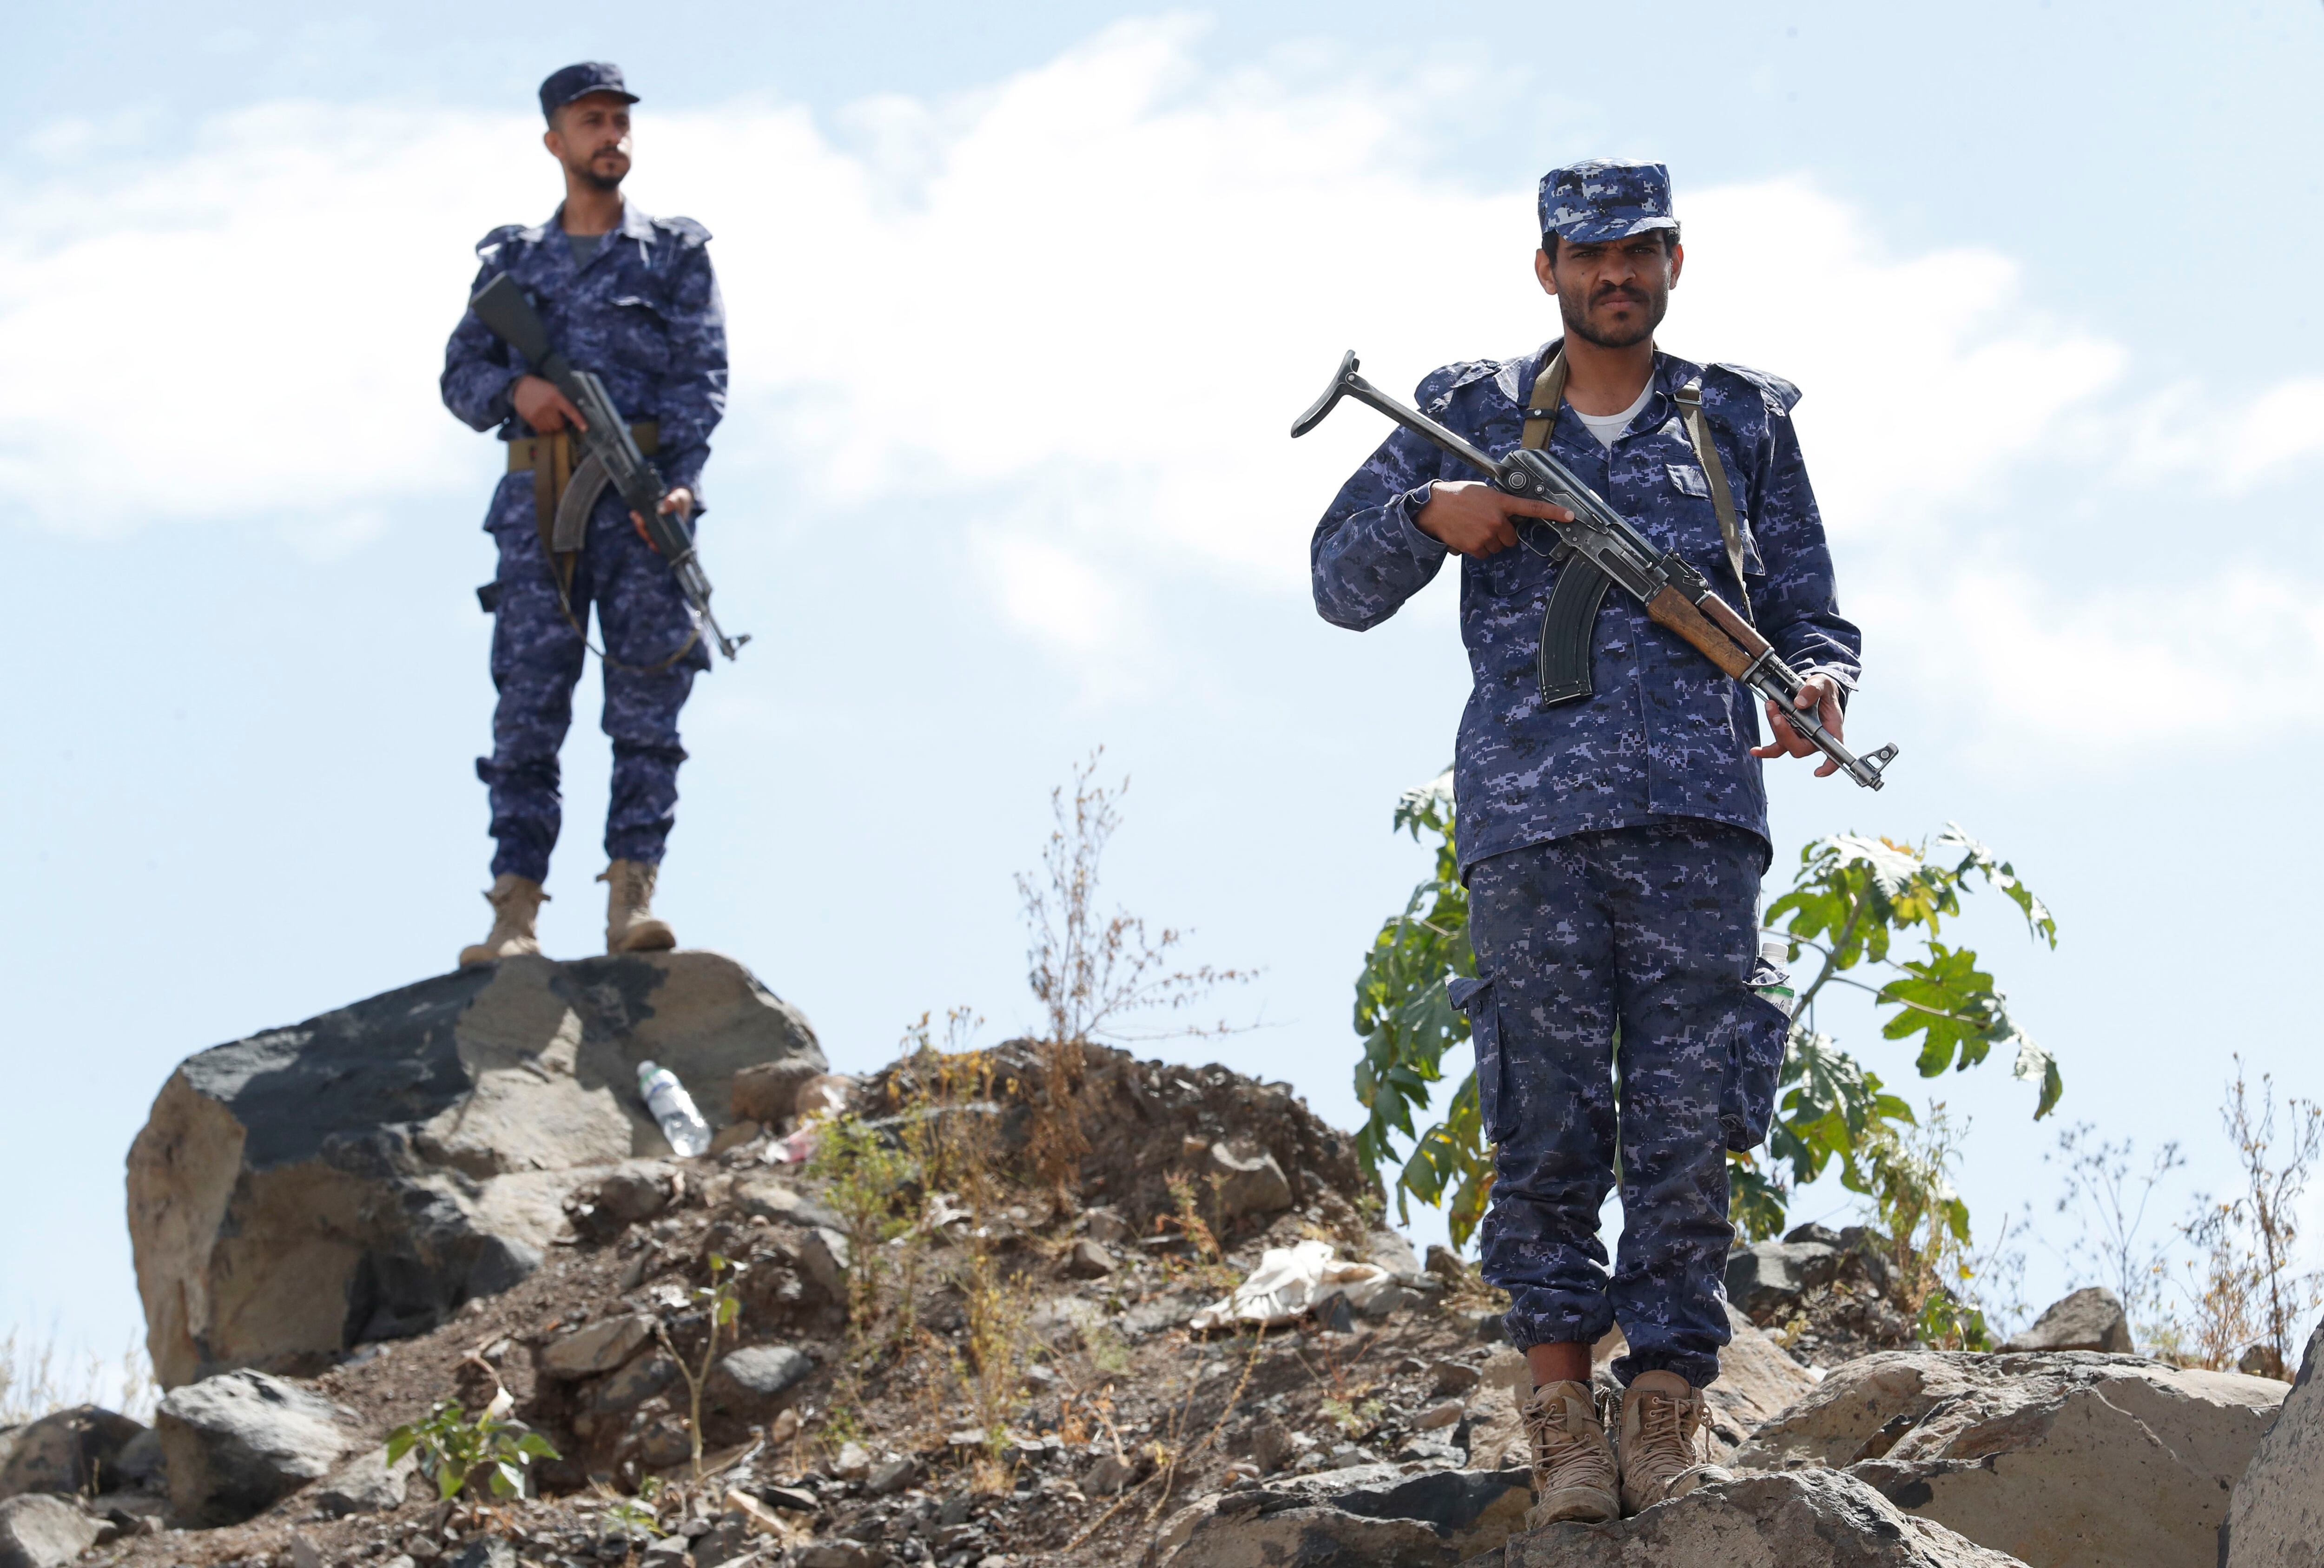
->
[477,472,709,883]
[1456,817,1782,1388]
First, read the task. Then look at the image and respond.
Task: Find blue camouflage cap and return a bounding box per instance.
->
[1538,159,1678,245]
[539,62,638,121]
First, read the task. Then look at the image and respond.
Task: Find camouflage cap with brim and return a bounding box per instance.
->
[1538,159,1678,244]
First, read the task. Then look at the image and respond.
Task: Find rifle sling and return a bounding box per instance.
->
[1672,381,1753,621]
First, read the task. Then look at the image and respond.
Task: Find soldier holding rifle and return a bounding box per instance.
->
[1308,162,1864,1523]
[440,62,728,968]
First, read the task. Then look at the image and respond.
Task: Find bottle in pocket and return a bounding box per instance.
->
[1752,934,1797,1020]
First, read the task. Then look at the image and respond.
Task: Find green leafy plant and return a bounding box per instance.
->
[601,1473,665,1543]
[655,1253,745,1482]
[1350,772,2063,1247]
[1351,774,1489,1242]
[385,1399,559,1501]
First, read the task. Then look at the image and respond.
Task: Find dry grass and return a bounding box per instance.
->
[1017,751,1252,1195]
[0,1326,156,1424]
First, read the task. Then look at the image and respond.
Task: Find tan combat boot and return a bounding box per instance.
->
[1520,1380,1619,1528]
[458,875,547,968]
[600,859,676,953]
[1615,1369,1733,1515]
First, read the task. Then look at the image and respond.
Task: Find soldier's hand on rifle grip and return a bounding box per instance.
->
[632,488,693,553]
[512,374,588,435]
[1753,673,1846,777]
[1413,481,1575,559]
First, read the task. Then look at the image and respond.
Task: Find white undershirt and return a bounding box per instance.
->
[1571,381,1655,449]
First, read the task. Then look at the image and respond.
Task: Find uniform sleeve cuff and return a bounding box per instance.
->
[1392,482,1449,560]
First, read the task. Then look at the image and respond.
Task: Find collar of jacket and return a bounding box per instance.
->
[518,200,661,264]
[1501,338,1708,441]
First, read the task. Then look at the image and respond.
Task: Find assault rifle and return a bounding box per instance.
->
[1293,351,1895,789]
[469,272,748,661]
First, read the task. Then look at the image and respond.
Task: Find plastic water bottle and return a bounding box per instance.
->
[1754,934,1798,1019]
[637,1061,712,1156]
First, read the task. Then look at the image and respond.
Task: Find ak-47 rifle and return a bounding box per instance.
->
[1294,351,1895,789]
[469,272,748,661]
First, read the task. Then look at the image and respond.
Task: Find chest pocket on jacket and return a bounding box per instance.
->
[606,295,671,373]
[1667,462,1765,575]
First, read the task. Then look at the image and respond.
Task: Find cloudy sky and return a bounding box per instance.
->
[10,1,2324,1377]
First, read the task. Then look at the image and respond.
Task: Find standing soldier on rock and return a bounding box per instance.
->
[1310,162,1862,1522]
[441,62,727,968]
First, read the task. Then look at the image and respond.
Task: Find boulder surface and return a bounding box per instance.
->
[1482,1470,2027,1568]
[0,1404,148,1500]
[127,951,822,1386]
[2221,1314,2324,1568]
[157,1369,359,1526]
[1741,1349,2287,1568]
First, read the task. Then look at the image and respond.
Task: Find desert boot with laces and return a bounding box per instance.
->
[1616,1368,1733,1515]
[1520,1378,1619,1527]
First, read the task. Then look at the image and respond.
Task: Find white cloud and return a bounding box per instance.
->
[1861,554,2324,743]
[3,16,2320,741]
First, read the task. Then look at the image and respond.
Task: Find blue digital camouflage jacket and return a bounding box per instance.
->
[1311,341,1862,875]
[440,202,727,499]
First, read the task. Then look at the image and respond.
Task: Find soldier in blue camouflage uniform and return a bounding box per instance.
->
[1311,161,1862,1522]
[440,62,728,968]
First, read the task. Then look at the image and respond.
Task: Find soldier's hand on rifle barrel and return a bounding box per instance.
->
[512,374,588,434]
[1414,481,1574,558]
[1753,673,1846,776]
[631,488,693,553]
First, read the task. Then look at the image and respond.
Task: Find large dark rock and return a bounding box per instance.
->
[2221,1313,2324,1567]
[1725,1239,1844,1320]
[0,1405,149,1500]
[1149,1463,1531,1566]
[1998,1286,2133,1354]
[127,952,822,1386]
[156,1369,357,1526]
[709,1344,812,1413]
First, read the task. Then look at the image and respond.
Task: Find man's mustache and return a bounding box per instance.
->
[1590,286,1649,307]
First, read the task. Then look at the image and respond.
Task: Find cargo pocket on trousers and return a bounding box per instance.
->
[1723,990,1792,1153]
[1447,975,1516,1146]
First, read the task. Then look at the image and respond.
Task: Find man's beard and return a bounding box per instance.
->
[1559,283,1667,349]
[574,154,629,194]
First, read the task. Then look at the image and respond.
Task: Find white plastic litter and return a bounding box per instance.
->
[1188,1239,1396,1332]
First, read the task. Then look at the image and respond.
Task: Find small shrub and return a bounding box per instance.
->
[385,1400,559,1501]
[655,1254,745,1481]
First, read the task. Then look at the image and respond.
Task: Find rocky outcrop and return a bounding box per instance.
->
[1149,1463,1531,1566]
[1740,1350,2287,1568]
[1480,1470,2027,1567]
[157,1369,360,1526]
[2221,1314,2324,1568]
[1998,1287,2132,1354]
[127,951,822,1387]
[864,1045,1372,1243]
